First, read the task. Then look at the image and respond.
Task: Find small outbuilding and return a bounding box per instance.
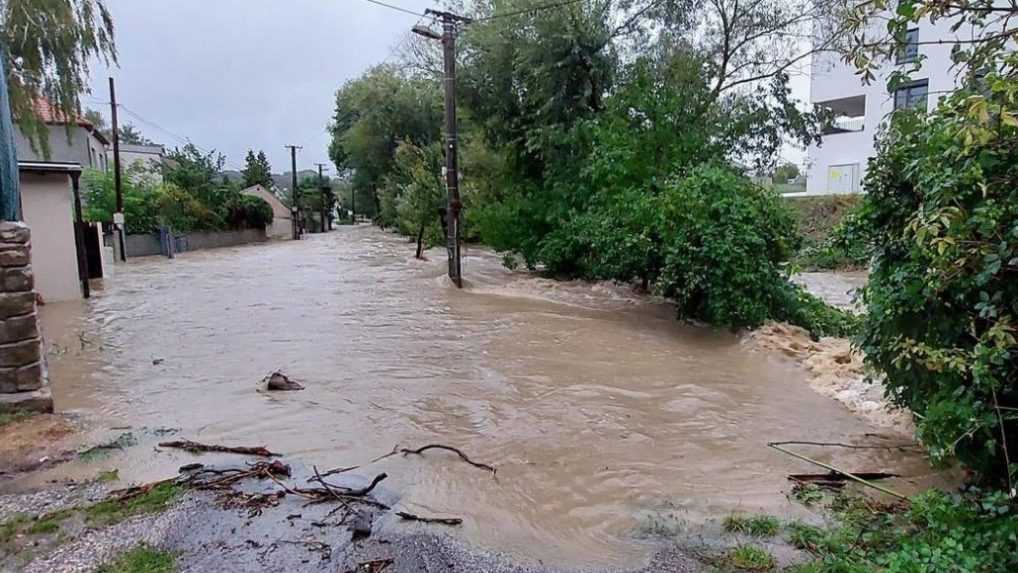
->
[242,184,292,240]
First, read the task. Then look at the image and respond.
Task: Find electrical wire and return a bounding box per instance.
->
[475,0,585,21]
[358,0,426,18]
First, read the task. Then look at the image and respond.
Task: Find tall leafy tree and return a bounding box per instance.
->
[117,123,153,145]
[1,0,117,157]
[241,149,273,189]
[327,65,442,222]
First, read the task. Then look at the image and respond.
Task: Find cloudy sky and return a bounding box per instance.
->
[87,0,434,174]
[86,0,810,173]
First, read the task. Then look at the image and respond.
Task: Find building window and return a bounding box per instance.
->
[897,28,919,64]
[894,79,929,111]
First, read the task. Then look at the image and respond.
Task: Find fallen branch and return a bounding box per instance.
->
[768,442,907,500]
[159,440,280,457]
[400,444,496,475]
[770,440,921,452]
[789,471,898,483]
[396,511,462,526]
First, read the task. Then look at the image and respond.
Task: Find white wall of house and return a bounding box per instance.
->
[19,172,81,302]
[117,144,165,182]
[804,17,967,195]
[15,125,108,171]
[242,184,292,240]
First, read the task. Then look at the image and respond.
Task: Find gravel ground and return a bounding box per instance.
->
[1,484,707,573]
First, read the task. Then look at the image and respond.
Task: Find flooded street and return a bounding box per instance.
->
[22,227,937,570]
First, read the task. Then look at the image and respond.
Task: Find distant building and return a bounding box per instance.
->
[804,17,967,195]
[117,143,166,182]
[13,100,109,171]
[241,184,292,240]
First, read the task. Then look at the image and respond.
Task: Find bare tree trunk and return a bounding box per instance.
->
[415,223,426,259]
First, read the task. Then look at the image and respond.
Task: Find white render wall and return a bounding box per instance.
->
[805,17,966,195]
[18,172,81,302]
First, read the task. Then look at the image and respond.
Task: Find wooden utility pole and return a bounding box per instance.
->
[109,77,126,261]
[285,145,302,239]
[414,9,470,287]
[314,162,329,233]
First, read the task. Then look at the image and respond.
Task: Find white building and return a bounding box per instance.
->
[805,17,966,195]
[117,143,165,182]
[241,184,293,240]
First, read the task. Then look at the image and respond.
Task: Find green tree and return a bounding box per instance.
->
[117,123,153,145]
[2,0,117,157]
[773,162,800,184]
[327,65,442,223]
[241,149,273,189]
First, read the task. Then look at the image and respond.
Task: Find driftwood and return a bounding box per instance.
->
[159,440,280,457]
[789,471,898,483]
[396,511,462,526]
[770,440,921,452]
[349,558,394,573]
[768,442,907,500]
[399,444,496,475]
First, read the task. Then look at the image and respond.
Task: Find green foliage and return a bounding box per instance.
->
[327,65,442,221]
[241,150,273,189]
[859,66,1018,484]
[773,163,800,185]
[96,545,176,573]
[117,124,153,145]
[0,409,34,427]
[726,545,776,570]
[795,206,873,271]
[723,514,781,537]
[85,482,182,526]
[789,489,1018,573]
[3,0,117,157]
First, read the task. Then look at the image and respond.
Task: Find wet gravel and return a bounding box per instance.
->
[1,485,706,572]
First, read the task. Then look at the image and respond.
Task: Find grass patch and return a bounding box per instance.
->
[783,489,1018,573]
[726,545,776,570]
[0,410,34,427]
[96,544,176,573]
[97,469,120,482]
[722,513,780,537]
[85,482,182,526]
[0,514,31,543]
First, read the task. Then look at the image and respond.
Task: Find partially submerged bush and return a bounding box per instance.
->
[859,69,1018,484]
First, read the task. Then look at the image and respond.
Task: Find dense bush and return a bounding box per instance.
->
[859,70,1018,484]
[795,206,874,270]
[789,489,1018,573]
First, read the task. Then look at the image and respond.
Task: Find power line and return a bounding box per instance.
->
[359,0,425,17]
[476,0,585,21]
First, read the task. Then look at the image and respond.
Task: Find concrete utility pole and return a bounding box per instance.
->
[314,162,329,233]
[285,145,302,240]
[109,77,126,261]
[413,9,470,288]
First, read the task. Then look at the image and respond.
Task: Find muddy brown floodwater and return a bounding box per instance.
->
[16,227,943,570]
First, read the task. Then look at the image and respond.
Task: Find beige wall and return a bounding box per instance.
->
[19,172,81,302]
[242,185,292,240]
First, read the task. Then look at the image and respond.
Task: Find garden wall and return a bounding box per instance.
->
[123,228,267,257]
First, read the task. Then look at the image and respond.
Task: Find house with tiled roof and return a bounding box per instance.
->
[13,100,109,170]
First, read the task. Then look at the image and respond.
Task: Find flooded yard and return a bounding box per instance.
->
[15,226,939,570]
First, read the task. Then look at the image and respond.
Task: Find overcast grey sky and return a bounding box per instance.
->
[87,0,434,174]
[86,0,810,173]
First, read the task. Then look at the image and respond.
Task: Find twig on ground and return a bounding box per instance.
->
[396,511,462,526]
[159,440,280,457]
[400,444,496,475]
[768,442,908,500]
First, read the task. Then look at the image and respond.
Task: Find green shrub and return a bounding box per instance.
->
[96,545,176,573]
[859,70,1018,484]
[722,513,781,537]
[654,167,799,329]
[726,545,776,570]
[795,206,874,271]
[792,489,1018,573]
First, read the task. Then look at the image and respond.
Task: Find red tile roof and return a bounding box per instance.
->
[32,99,108,145]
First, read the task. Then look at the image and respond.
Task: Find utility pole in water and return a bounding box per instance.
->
[413,9,469,288]
[314,162,330,233]
[285,145,302,240]
[109,77,126,261]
